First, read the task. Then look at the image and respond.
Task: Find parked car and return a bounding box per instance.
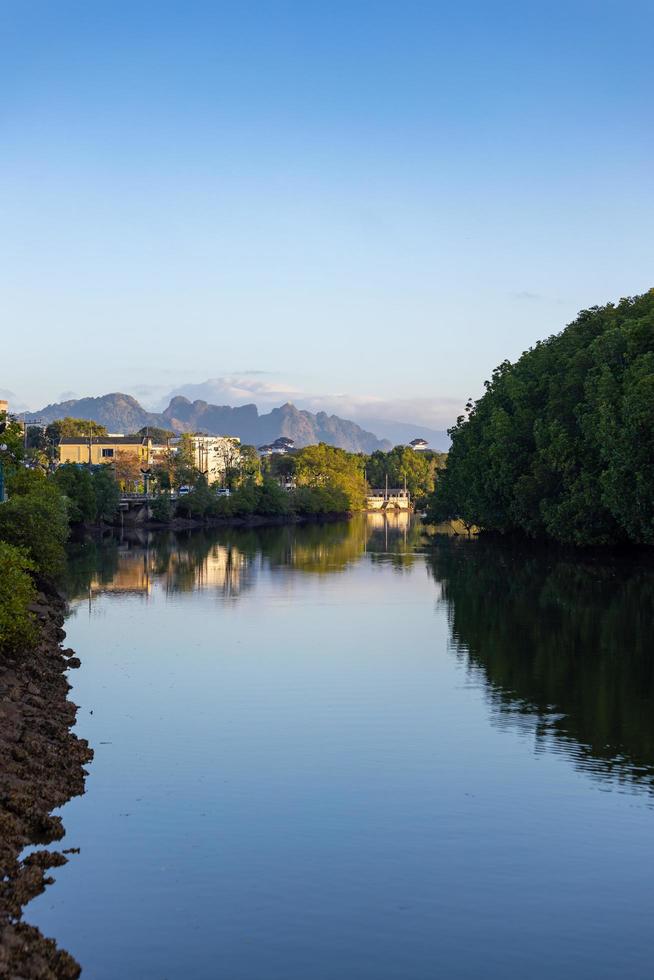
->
[178,485,192,496]
[215,488,231,497]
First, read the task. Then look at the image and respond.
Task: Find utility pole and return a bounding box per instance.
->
[22,416,44,462]
[0,414,9,501]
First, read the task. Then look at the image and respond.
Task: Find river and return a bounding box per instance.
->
[24,516,654,978]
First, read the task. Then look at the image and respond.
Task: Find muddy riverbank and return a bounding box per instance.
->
[0,591,92,978]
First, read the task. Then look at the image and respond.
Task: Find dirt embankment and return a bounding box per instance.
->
[0,592,92,979]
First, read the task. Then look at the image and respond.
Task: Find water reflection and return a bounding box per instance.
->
[64,515,423,603]
[64,522,654,798]
[426,537,654,795]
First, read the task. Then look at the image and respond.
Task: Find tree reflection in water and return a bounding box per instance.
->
[426,537,654,796]
[65,522,654,798]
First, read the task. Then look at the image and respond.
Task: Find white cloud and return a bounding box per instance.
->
[300,393,462,429]
[0,388,30,413]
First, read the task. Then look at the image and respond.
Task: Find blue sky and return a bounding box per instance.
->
[2,0,653,426]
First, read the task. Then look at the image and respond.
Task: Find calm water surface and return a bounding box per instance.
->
[25,516,654,978]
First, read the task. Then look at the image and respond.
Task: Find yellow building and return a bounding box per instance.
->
[58,435,152,466]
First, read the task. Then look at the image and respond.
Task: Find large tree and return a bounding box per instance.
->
[427,291,654,545]
[365,446,445,501]
[53,464,96,523]
[46,417,109,442]
[294,443,367,511]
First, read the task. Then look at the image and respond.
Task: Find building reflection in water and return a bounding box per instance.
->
[67,515,425,607]
[88,546,154,598]
[164,542,251,597]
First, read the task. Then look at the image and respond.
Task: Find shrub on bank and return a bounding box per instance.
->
[92,465,121,522]
[174,479,292,520]
[221,480,258,517]
[53,463,120,524]
[290,485,349,515]
[0,542,37,654]
[150,494,172,522]
[256,479,291,516]
[170,476,354,522]
[0,483,69,581]
[175,477,215,518]
[53,464,96,523]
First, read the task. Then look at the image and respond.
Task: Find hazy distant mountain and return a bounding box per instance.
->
[26,393,391,453]
[353,417,450,451]
[157,379,454,446]
[27,393,165,432]
[163,398,391,451]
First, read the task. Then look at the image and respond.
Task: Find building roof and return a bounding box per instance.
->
[187,434,240,442]
[59,436,149,446]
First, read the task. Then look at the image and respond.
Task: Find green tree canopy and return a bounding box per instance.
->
[238,445,262,484]
[0,412,25,474]
[365,446,445,501]
[92,465,120,522]
[0,542,37,654]
[46,417,109,442]
[130,426,176,443]
[294,443,367,512]
[173,434,202,487]
[54,464,96,523]
[0,479,69,580]
[427,290,654,545]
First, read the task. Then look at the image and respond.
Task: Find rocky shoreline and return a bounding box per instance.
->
[0,591,92,979]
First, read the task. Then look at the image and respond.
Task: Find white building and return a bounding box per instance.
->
[182,435,241,484]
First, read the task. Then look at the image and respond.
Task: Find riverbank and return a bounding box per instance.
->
[144,510,352,530]
[0,590,92,979]
[94,509,353,534]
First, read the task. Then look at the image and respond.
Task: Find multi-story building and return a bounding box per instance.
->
[57,432,241,488]
[181,435,241,485]
[58,435,152,466]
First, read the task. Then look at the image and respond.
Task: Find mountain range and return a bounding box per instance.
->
[157,378,451,449]
[23,393,397,453]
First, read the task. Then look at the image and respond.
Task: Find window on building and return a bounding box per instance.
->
[101,448,114,458]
